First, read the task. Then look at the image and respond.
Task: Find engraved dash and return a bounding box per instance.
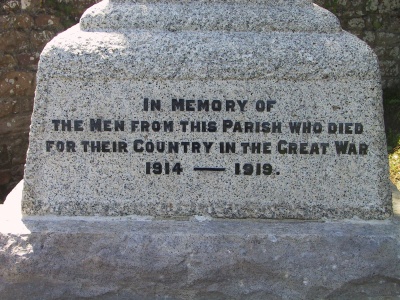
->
[194,167,226,172]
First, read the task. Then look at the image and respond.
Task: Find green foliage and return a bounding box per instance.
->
[324,0,340,13]
[366,0,380,12]
[387,129,400,152]
[43,0,80,28]
[384,95,400,151]
[384,95,400,187]
[386,98,400,106]
[372,19,382,30]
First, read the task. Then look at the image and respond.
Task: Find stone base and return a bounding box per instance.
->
[1,182,399,299]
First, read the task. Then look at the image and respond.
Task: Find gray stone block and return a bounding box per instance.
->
[1,182,400,299]
[22,0,391,219]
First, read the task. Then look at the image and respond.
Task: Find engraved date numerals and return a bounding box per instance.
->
[235,163,278,175]
[145,162,183,175]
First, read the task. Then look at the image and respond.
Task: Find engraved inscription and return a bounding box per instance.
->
[46,97,370,176]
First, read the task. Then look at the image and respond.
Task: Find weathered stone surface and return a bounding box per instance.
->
[34,15,61,29]
[0,99,17,118]
[0,15,16,30]
[1,0,20,13]
[0,113,31,135]
[1,182,400,299]
[0,144,11,167]
[0,30,28,52]
[0,71,35,97]
[0,54,17,69]
[314,0,400,91]
[80,0,341,33]
[0,0,398,205]
[0,170,11,185]
[0,133,29,203]
[15,14,34,29]
[30,30,56,50]
[16,52,40,69]
[0,0,99,203]
[22,0,391,219]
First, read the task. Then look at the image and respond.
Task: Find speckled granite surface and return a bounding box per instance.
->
[1,181,400,299]
[22,0,391,218]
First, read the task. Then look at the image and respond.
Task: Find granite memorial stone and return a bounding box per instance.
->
[1,0,399,298]
[22,0,391,219]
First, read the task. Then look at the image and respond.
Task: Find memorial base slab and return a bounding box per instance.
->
[1,182,399,299]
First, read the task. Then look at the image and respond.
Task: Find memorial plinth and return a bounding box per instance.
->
[22,0,391,219]
[1,0,399,298]
[0,182,399,299]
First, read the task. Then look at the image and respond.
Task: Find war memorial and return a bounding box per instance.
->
[0,0,399,298]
